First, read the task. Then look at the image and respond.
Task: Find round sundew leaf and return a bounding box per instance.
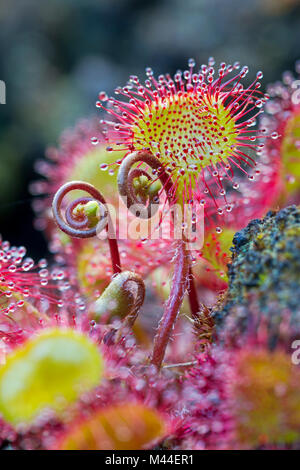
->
[0,328,104,425]
[56,403,167,450]
[193,228,235,284]
[76,239,111,295]
[234,349,300,446]
[67,147,120,201]
[98,60,267,213]
[0,287,43,328]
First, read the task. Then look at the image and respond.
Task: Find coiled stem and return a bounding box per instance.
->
[118,150,176,217]
[52,181,121,274]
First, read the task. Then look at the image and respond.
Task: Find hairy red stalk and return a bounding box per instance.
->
[52,181,121,274]
[151,239,190,368]
[117,151,200,367]
[107,239,122,275]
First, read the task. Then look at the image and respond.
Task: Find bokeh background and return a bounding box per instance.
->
[0,0,299,258]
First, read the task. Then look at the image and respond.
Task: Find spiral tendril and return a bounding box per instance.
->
[118,151,176,219]
[52,181,121,274]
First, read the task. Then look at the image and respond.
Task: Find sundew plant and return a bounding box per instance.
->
[0,53,299,451]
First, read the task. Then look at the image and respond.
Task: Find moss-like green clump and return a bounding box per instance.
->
[213,205,300,341]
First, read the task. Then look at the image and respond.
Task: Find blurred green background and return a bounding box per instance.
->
[0,0,299,258]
